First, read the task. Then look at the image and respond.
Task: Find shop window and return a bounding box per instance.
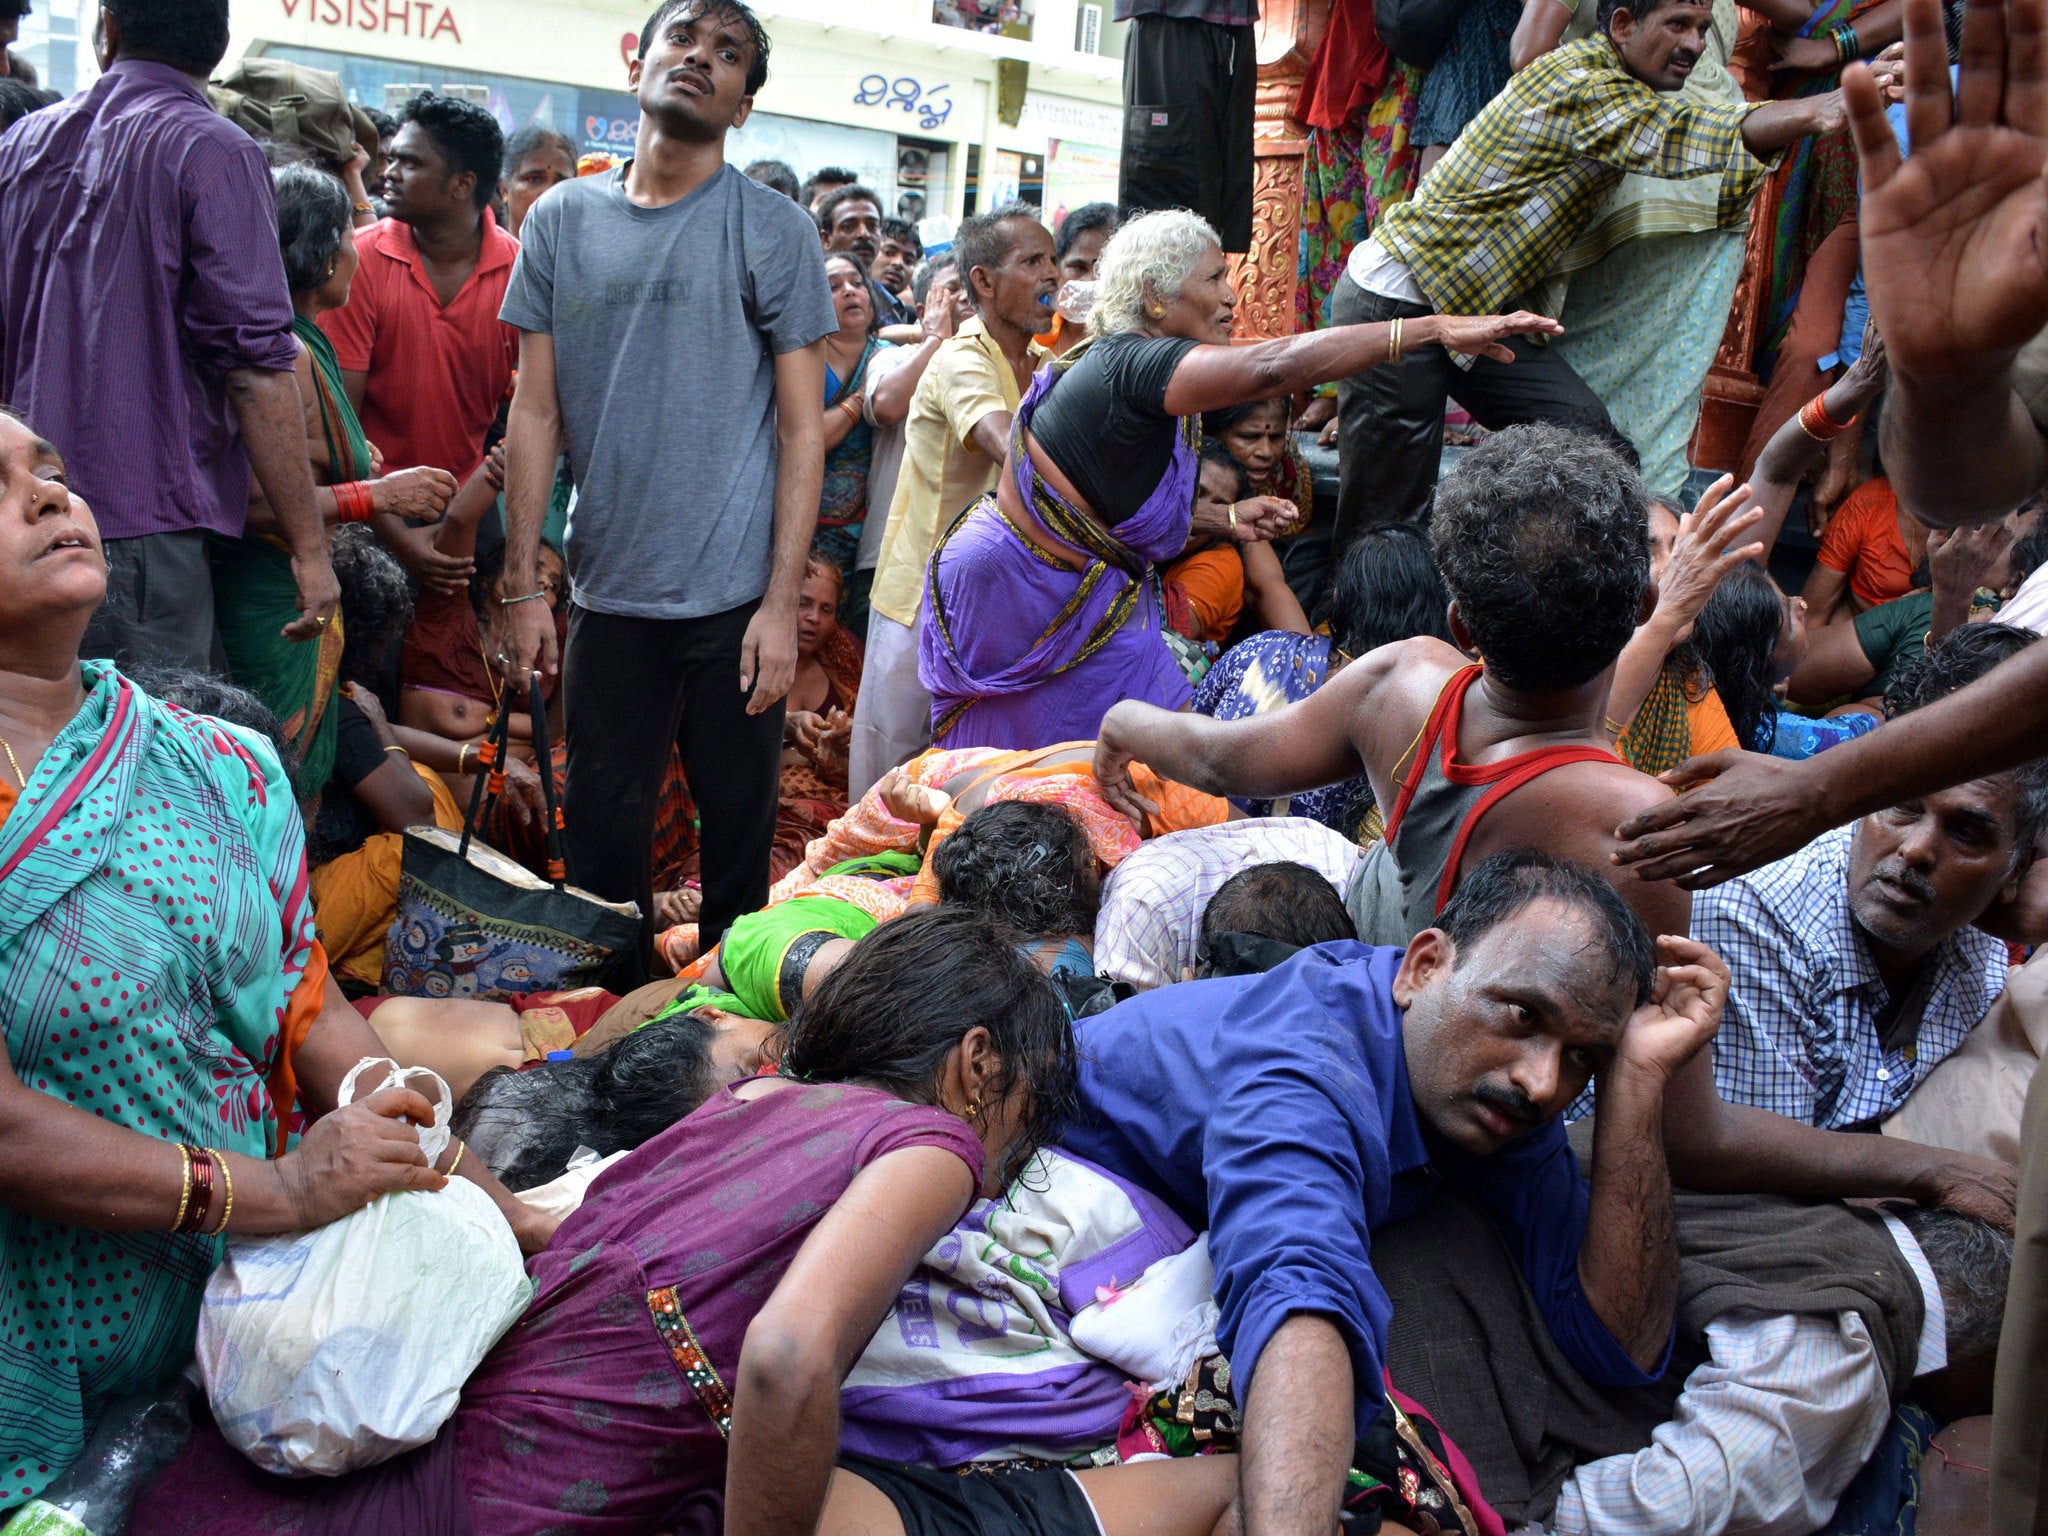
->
[932,0,1034,38]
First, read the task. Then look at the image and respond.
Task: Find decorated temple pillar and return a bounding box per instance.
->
[1229,0,1334,340]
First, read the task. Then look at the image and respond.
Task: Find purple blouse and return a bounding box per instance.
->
[133,1082,984,1536]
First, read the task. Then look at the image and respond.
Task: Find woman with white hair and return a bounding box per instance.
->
[919,209,1556,751]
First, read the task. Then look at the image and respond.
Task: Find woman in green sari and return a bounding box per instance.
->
[212,164,457,795]
[0,408,551,1513]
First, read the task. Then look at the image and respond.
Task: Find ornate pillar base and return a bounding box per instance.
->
[1228,0,1333,341]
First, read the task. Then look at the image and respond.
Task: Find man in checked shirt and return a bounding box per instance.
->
[1332,0,1900,539]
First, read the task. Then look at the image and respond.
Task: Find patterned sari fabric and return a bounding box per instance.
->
[210,537,345,795]
[765,745,1229,912]
[209,315,373,798]
[1296,68,1424,334]
[1753,0,1882,376]
[131,1083,986,1536]
[0,663,316,1511]
[920,349,1196,750]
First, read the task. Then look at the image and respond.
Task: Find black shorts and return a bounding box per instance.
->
[835,1456,1103,1536]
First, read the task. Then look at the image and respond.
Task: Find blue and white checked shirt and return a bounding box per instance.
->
[1695,826,2007,1130]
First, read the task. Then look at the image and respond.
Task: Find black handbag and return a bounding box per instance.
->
[382,673,639,1000]
[1375,0,1473,69]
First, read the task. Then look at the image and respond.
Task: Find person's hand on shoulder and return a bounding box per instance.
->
[1611,750,1831,886]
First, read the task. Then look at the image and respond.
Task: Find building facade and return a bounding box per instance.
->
[195,0,1127,232]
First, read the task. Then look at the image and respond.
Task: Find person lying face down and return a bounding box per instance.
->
[1059,847,1729,1536]
[1196,857,1357,978]
[1094,819,1362,991]
[933,799,1128,1018]
[448,1002,778,1192]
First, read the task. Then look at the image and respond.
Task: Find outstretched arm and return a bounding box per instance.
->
[1851,0,2048,524]
[1612,633,2048,886]
[1159,312,1564,418]
[1093,654,1382,823]
[1747,331,1890,556]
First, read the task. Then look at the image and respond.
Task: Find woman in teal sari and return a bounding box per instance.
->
[213,164,456,795]
[0,409,547,1514]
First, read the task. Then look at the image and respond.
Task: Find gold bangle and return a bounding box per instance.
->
[208,1150,235,1237]
[457,743,470,775]
[169,1143,193,1233]
[445,1142,465,1178]
[1228,503,1239,531]
[1388,316,1404,363]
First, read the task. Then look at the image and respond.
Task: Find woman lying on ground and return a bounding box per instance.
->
[134,909,1122,1536]
[767,740,1234,919]
[920,207,1560,750]
[0,410,547,1517]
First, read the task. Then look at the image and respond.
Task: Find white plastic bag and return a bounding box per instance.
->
[195,1060,534,1476]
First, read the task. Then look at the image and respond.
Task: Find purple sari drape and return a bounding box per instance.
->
[917,359,1195,750]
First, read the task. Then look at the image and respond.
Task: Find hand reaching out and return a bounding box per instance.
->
[1432,310,1566,364]
[1846,0,2048,380]
[1651,475,1768,643]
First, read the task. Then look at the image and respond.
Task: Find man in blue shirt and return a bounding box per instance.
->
[1061,848,1727,1536]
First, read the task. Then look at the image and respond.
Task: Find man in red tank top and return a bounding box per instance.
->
[1097,423,2016,1227]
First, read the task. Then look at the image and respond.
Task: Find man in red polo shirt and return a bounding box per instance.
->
[321,90,516,588]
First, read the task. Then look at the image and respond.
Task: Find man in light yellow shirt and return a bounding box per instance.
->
[850,203,1056,794]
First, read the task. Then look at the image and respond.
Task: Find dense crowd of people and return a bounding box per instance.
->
[1,0,2047,1531]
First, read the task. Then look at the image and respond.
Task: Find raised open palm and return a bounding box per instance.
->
[1848,0,2048,373]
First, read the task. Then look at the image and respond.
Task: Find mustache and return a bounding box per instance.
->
[1669,51,1699,66]
[1873,859,1939,903]
[1473,1081,1541,1130]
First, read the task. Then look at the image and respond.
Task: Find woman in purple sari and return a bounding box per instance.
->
[135,909,1098,1536]
[918,209,1559,753]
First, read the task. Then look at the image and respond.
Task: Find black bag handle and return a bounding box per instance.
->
[525,671,570,890]
[457,692,518,863]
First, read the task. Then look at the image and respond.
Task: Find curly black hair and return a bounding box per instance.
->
[1430,423,1649,692]
[126,665,297,784]
[934,801,1100,941]
[398,91,505,210]
[332,526,416,687]
[779,907,1078,1188]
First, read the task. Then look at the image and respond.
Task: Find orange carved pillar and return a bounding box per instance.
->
[1229,0,1334,340]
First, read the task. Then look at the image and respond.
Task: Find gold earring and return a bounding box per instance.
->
[965,1092,984,1122]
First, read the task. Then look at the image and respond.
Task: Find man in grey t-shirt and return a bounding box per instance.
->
[499,0,833,970]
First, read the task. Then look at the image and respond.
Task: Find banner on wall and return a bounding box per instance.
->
[1042,138,1118,229]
